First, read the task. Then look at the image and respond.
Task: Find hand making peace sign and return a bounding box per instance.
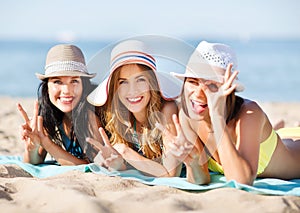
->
[156,114,201,166]
[86,127,125,171]
[17,100,48,151]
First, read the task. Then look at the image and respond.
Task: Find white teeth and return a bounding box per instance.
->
[60,97,73,102]
[128,97,142,102]
[191,100,203,106]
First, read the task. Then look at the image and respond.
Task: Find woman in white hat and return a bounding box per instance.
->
[17,44,103,165]
[87,40,183,177]
[160,41,300,185]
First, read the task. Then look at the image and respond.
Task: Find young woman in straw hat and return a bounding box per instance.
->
[86,40,188,178]
[159,41,300,185]
[17,44,103,165]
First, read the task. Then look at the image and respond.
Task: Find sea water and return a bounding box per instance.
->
[0,38,299,102]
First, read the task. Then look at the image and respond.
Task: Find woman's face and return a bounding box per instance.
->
[184,77,219,120]
[117,64,151,116]
[47,76,83,113]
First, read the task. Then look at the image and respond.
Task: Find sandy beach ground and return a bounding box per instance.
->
[1,96,300,213]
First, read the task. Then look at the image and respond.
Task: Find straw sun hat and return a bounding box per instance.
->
[171,41,244,92]
[35,44,96,80]
[87,39,179,106]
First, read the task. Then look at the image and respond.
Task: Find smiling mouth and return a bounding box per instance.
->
[191,100,207,114]
[127,96,143,104]
[59,97,74,104]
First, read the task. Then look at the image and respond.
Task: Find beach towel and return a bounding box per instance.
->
[1,155,300,196]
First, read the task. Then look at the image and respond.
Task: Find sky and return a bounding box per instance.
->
[1,0,300,42]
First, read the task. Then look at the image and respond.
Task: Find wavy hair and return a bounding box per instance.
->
[105,64,164,159]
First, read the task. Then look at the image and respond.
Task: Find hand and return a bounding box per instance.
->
[156,114,198,165]
[204,63,238,117]
[86,127,125,171]
[17,101,41,151]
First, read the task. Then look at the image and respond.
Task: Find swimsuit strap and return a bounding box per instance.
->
[132,118,142,153]
[59,124,83,159]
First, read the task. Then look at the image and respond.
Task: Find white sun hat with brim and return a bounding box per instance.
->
[170,41,244,92]
[35,44,96,80]
[87,39,180,106]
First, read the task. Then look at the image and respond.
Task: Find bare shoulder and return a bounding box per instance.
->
[241,99,264,114]
[239,99,267,123]
[162,100,179,115]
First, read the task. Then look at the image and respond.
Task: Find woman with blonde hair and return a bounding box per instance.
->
[87,40,197,179]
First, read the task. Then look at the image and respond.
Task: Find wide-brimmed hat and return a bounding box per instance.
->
[36,44,96,80]
[87,39,179,106]
[171,41,244,92]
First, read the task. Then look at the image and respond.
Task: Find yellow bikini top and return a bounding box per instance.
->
[208,129,278,175]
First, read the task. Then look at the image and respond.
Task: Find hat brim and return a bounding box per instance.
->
[35,70,96,80]
[170,72,245,92]
[87,71,183,106]
[87,78,109,106]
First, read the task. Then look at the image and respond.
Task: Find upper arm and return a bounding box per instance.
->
[161,101,179,139]
[178,109,198,145]
[161,101,178,125]
[236,101,268,174]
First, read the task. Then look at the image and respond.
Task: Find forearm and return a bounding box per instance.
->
[23,146,45,164]
[161,151,182,177]
[120,147,174,177]
[41,137,88,165]
[185,162,210,185]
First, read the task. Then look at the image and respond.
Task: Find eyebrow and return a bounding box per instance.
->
[49,76,81,82]
[118,74,145,81]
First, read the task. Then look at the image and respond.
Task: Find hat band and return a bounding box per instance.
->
[110,51,156,72]
[45,61,88,75]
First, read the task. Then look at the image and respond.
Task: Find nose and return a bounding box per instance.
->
[61,83,71,94]
[194,83,205,97]
[125,81,137,96]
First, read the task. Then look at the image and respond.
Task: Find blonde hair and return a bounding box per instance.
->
[105,64,164,159]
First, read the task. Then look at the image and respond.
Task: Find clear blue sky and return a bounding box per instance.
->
[1,0,300,41]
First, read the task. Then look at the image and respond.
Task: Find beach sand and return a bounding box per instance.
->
[1,96,300,212]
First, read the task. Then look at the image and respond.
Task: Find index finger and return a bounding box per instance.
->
[99,127,113,148]
[171,114,183,136]
[224,63,233,80]
[86,137,105,152]
[17,103,30,123]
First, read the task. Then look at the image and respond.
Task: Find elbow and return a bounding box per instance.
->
[186,167,211,185]
[234,177,255,186]
[226,169,256,186]
[191,173,210,185]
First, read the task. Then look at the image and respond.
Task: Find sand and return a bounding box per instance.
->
[1,96,300,213]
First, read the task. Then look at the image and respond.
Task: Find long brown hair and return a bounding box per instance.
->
[105,64,164,159]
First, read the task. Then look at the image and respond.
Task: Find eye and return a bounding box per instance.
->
[186,78,198,85]
[118,80,128,85]
[137,77,147,83]
[71,79,80,84]
[52,80,62,85]
[205,81,219,92]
